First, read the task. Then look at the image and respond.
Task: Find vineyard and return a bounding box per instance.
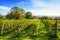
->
[0,19,60,40]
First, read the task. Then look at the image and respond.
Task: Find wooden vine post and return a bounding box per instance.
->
[54,18,57,38]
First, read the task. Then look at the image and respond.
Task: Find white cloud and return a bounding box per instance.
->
[0,6,11,11]
[26,0,60,16]
[0,6,11,15]
[26,9,47,16]
[25,0,47,16]
[31,0,47,8]
[17,1,29,6]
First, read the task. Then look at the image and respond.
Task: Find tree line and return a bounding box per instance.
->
[0,6,60,20]
[0,6,37,20]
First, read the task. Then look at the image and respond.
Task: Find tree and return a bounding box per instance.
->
[6,7,25,19]
[25,12,32,19]
[6,12,14,19]
[32,16,37,19]
[39,16,51,19]
[0,14,6,20]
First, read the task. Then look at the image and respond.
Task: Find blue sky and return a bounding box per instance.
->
[0,0,60,16]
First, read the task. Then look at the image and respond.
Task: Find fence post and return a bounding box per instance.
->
[54,19,57,38]
[48,19,57,40]
[1,20,4,35]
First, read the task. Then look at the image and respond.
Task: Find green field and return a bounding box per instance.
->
[0,19,60,40]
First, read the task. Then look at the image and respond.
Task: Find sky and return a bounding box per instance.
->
[0,0,60,16]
